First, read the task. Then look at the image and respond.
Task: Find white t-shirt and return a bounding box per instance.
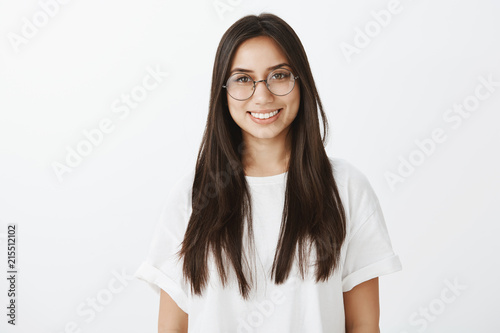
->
[134,156,402,333]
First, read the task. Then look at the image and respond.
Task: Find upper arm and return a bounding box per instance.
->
[159,289,188,333]
[343,277,380,333]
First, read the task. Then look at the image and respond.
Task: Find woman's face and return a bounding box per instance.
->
[226,35,300,142]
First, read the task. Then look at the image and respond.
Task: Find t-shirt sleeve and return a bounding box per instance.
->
[340,162,402,292]
[133,173,193,314]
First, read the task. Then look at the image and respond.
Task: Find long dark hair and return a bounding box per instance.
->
[176,12,346,300]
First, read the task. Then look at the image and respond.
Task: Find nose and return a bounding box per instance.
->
[252,79,274,103]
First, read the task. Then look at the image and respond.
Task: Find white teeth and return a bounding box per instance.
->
[250,109,280,119]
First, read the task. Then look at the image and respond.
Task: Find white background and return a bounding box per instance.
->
[0,0,499,332]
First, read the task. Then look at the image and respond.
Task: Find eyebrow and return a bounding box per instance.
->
[229,63,291,75]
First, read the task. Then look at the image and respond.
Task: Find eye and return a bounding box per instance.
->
[271,71,291,80]
[233,74,252,84]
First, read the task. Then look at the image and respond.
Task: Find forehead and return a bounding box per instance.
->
[230,36,290,73]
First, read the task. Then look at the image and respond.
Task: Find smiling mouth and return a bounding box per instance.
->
[247,108,282,119]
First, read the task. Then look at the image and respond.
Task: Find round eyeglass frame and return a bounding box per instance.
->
[222,69,299,101]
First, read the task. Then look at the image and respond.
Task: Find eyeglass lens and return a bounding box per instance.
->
[225,69,296,100]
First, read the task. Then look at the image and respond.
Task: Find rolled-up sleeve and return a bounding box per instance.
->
[338,159,402,292]
[341,207,402,292]
[134,175,192,314]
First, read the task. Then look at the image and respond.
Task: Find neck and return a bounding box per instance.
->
[241,130,291,177]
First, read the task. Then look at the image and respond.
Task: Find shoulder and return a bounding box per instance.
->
[327,156,374,194]
[168,165,196,198]
[152,165,197,240]
[162,165,196,218]
[327,156,383,236]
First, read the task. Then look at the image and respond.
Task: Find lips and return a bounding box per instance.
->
[247,108,282,119]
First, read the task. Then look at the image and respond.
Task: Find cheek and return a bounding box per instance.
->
[227,98,235,113]
[287,90,300,112]
[227,100,246,119]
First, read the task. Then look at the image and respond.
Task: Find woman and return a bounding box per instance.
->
[135,12,402,333]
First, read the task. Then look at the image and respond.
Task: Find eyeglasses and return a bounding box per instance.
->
[222,68,299,101]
